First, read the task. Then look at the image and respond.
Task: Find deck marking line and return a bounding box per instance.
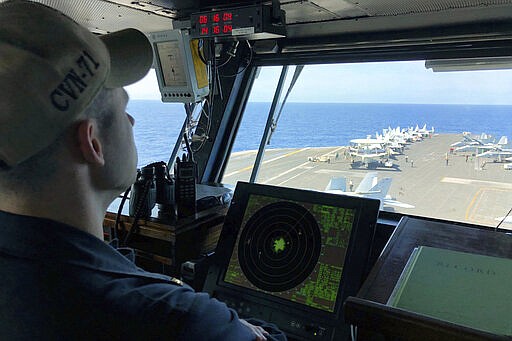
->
[263,162,310,184]
[465,188,483,221]
[224,148,310,178]
[277,165,320,186]
[442,177,512,189]
[263,147,343,184]
[466,187,511,223]
[229,150,258,157]
[264,147,310,164]
[315,169,369,177]
[224,165,253,177]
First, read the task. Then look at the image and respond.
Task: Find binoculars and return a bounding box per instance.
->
[129,161,174,218]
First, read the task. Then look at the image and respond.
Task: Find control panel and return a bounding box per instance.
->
[216,292,334,340]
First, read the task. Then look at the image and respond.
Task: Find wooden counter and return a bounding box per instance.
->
[103,204,227,276]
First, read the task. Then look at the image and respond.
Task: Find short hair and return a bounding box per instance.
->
[0,87,115,192]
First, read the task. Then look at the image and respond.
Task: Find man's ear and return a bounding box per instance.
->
[77,119,105,166]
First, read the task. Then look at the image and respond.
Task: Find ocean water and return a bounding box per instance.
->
[128,100,512,167]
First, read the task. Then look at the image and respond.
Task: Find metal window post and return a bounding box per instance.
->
[249,65,289,183]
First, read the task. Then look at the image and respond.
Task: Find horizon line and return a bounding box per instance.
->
[128,99,512,106]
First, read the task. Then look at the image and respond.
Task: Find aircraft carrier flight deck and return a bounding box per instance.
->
[223,133,512,230]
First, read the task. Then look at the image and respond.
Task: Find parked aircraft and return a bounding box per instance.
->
[476,149,512,162]
[453,134,509,154]
[409,124,434,139]
[450,133,493,148]
[375,130,405,155]
[348,138,394,169]
[324,172,414,210]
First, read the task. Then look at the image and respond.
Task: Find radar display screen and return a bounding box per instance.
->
[223,194,355,313]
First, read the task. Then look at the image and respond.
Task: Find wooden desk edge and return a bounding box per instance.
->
[344,297,510,341]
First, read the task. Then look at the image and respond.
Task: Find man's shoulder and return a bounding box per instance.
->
[0,209,192,296]
[0,210,202,338]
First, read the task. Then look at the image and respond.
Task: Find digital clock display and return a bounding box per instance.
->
[190,5,285,41]
[194,11,234,37]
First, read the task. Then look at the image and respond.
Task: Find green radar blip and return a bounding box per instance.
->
[273,237,286,253]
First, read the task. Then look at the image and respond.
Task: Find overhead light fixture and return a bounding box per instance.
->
[425,57,512,72]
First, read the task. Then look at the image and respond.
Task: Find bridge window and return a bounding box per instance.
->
[126,70,186,168]
[223,67,284,183]
[222,61,512,229]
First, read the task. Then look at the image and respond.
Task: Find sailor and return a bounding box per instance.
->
[0,1,285,340]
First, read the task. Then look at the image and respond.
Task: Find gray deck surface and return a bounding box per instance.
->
[223,134,512,230]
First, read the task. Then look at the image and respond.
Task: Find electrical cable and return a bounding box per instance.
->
[217,55,232,68]
[189,40,215,154]
[192,99,211,153]
[211,41,217,94]
[350,325,357,341]
[220,40,253,78]
[123,178,152,246]
[216,65,224,100]
[183,102,195,155]
[206,41,216,148]
[197,39,208,65]
[112,187,131,248]
[198,39,234,68]
[183,131,194,162]
[213,42,233,68]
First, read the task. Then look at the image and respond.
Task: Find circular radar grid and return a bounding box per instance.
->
[238,201,321,292]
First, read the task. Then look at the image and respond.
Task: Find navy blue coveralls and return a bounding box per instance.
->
[0,210,286,340]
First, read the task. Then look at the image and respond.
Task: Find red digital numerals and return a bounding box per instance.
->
[223,12,232,21]
[197,11,233,36]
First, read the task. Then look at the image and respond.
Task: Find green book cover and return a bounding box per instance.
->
[387,246,512,336]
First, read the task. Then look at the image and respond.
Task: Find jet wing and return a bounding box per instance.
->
[383,198,415,209]
[325,177,346,192]
[355,172,379,193]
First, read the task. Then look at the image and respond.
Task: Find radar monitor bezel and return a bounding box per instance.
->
[203,182,379,326]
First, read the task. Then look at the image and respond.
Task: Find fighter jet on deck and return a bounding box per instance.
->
[325,172,415,210]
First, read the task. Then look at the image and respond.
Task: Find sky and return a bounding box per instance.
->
[126,60,512,105]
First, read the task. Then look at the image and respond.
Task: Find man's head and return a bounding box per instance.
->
[0,0,153,169]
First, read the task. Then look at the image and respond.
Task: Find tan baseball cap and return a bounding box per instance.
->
[0,0,154,168]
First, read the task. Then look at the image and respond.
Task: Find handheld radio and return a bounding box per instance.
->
[175,153,197,218]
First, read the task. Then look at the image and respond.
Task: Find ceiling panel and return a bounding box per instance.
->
[3,0,512,37]
[281,0,369,24]
[282,1,339,23]
[311,0,370,17]
[347,0,512,16]
[0,0,175,34]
